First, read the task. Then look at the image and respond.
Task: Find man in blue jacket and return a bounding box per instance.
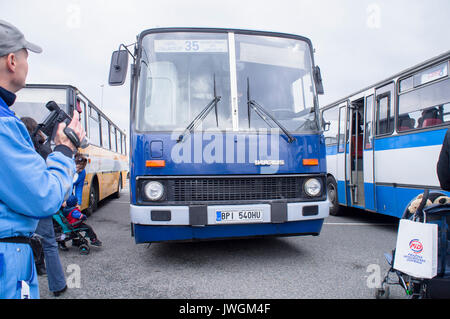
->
[0,20,86,299]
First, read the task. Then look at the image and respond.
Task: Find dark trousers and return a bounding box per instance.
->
[77,223,98,241]
[35,217,67,292]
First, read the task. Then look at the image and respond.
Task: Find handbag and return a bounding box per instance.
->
[393,219,438,279]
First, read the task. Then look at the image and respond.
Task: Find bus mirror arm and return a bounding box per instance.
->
[108,43,135,87]
[314,66,324,95]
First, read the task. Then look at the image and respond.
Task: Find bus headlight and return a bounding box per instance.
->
[304,178,321,197]
[144,181,164,201]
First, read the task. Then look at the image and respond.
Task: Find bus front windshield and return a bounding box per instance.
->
[136,31,319,133]
[12,87,68,124]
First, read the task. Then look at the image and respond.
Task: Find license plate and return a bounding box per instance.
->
[216,210,263,223]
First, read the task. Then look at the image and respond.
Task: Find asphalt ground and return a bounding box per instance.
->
[38,183,408,300]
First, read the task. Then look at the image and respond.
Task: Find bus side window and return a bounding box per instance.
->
[397,66,450,131]
[123,134,127,156]
[442,103,450,122]
[322,106,339,146]
[111,127,117,153]
[376,94,393,135]
[338,106,346,153]
[101,117,111,150]
[88,107,100,146]
[118,132,122,154]
[364,95,374,149]
[76,98,87,132]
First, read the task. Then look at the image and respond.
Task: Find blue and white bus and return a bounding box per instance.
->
[321,51,450,217]
[108,28,328,243]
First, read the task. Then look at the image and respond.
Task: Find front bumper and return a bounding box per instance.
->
[130,200,329,226]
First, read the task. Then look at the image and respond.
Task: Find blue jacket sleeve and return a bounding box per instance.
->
[71,209,86,220]
[73,169,86,205]
[0,118,75,219]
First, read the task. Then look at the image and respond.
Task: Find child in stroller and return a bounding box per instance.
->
[376,190,450,299]
[53,195,102,254]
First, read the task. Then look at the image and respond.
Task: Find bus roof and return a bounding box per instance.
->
[137,27,314,46]
[320,50,450,111]
[24,83,127,136]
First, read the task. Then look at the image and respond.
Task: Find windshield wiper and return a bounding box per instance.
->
[177,75,221,143]
[246,78,296,143]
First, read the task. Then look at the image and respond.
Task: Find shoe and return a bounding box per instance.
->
[90,239,102,247]
[58,242,69,251]
[53,285,67,297]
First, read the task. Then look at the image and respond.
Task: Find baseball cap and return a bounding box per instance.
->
[0,20,42,56]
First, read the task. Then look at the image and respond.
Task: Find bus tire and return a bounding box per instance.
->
[327,175,343,216]
[86,180,98,216]
[114,174,122,199]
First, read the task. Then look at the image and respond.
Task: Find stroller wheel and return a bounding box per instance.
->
[375,286,390,299]
[409,282,425,299]
[79,244,90,255]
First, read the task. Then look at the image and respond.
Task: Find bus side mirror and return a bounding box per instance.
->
[323,121,330,132]
[108,50,129,86]
[314,66,324,95]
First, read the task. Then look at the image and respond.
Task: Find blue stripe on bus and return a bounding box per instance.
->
[374,185,427,218]
[337,180,347,206]
[374,128,447,151]
[335,180,449,218]
[326,128,448,155]
[364,183,376,211]
[133,219,324,244]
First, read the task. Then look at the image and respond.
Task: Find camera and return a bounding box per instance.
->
[38,101,89,149]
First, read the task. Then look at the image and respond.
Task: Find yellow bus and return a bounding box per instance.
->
[13,84,128,215]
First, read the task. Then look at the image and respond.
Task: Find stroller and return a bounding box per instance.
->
[376,190,450,299]
[53,210,91,255]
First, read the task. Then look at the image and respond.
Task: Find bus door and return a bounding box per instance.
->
[363,94,376,211]
[337,103,349,206]
[347,98,365,207]
[75,94,88,133]
[374,82,395,215]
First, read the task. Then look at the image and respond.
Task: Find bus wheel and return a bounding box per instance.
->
[327,176,342,216]
[114,175,122,199]
[86,183,98,216]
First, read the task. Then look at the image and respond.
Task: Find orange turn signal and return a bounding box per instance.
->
[303,159,319,166]
[146,160,166,168]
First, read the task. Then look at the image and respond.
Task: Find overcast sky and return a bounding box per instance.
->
[2,0,450,132]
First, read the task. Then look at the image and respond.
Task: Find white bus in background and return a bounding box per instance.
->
[321,51,450,217]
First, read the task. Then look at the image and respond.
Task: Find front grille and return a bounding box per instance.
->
[138,175,326,204]
[173,177,301,202]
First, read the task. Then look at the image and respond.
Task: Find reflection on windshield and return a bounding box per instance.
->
[136,31,318,133]
[136,32,232,132]
[235,34,317,133]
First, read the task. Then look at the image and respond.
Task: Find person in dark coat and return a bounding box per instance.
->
[437,129,450,191]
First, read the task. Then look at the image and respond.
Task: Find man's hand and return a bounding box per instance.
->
[54,112,86,152]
